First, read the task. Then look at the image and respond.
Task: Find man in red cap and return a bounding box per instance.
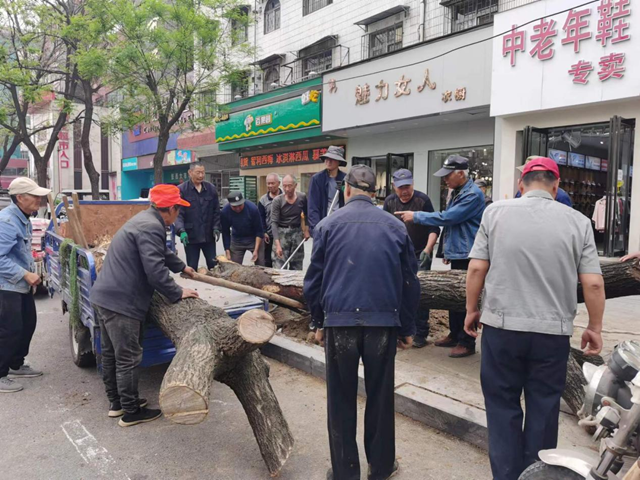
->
[463,157,605,480]
[91,184,199,427]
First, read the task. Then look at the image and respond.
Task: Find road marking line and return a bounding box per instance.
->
[61,419,131,479]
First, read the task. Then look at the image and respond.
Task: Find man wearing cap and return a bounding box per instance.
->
[0,177,50,393]
[91,184,199,427]
[396,155,485,358]
[514,156,572,206]
[271,175,309,270]
[304,165,420,480]
[174,162,221,271]
[257,173,283,268]
[307,146,347,233]
[220,192,264,264]
[464,157,604,480]
[474,179,493,207]
[383,169,439,348]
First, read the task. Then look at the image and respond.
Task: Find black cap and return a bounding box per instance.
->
[345,165,376,193]
[434,155,469,177]
[227,191,245,206]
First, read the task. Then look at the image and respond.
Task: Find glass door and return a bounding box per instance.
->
[604,116,635,257]
[523,126,549,160]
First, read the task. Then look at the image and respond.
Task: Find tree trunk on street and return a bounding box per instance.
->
[147,293,293,477]
[153,122,170,185]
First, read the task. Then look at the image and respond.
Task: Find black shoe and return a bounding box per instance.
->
[412,336,428,348]
[108,398,148,418]
[368,460,399,480]
[118,407,162,427]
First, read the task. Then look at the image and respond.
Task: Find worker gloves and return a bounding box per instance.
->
[419,250,432,271]
[180,232,189,246]
[214,229,220,242]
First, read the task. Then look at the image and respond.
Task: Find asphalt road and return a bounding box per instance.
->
[0,294,491,480]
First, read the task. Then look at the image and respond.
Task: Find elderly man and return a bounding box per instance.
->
[396,155,485,358]
[220,192,264,264]
[464,157,604,480]
[0,178,50,393]
[514,156,572,206]
[91,184,199,427]
[175,162,221,270]
[271,175,308,270]
[307,146,347,233]
[305,165,420,480]
[383,169,439,348]
[474,179,493,207]
[257,173,283,268]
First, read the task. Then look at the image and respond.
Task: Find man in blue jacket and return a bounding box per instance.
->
[220,192,264,264]
[304,165,420,480]
[175,163,221,270]
[0,177,50,393]
[307,146,347,233]
[396,155,485,358]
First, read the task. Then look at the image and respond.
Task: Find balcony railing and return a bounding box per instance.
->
[281,44,350,85]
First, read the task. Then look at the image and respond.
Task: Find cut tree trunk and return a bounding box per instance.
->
[207,259,640,417]
[147,293,293,477]
[210,258,640,312]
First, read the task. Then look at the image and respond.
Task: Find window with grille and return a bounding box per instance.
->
[450,0,499,33]
[232,6,249,45]
[264,0,280,34]
[231,72,249,100]
[369,24,403,59]
[299,37,336,79]
[262,63,280,91]
[303,0,332,16]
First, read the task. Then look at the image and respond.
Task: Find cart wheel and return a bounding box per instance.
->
[519,462,584,480]
[70,322,96,368]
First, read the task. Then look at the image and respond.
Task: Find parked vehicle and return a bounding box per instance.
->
[520,341,640,480]
[45,199,267,369]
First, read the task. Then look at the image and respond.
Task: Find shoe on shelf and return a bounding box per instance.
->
[0,377,23,393]
[108,398,149,418]
[434,335,457,348]
[118,407,162,427]
[449,345,476,358]
[412,336,428,348]
[8,365,43,378]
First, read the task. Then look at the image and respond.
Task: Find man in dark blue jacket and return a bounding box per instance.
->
[175,163,221,270]
[220,192,264,264]
[307,146,347,233]
[396,155,485,359]
[304,165,420,480]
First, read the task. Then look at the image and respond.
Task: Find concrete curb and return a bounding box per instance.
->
[261,335,488,451]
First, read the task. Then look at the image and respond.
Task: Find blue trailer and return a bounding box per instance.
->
[45,200,267,369]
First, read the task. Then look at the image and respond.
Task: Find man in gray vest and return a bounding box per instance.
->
[257,173,282,268]
[464,157,605,480]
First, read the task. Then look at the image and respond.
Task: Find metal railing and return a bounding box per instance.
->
[361,23,404,61]
[281,44,349,86]
[426,0,540,41]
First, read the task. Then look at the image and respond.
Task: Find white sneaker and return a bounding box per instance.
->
[8,365,43,378]
[0,377,23,393]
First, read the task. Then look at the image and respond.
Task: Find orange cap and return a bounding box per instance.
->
[149,184,191,208]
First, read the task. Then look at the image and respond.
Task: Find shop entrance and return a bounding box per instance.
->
[523,116,635,257]
[352,153,413,201]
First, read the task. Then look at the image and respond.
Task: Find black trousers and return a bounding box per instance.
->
[0,290,37,378]
[261,235,273,268]
[415,251,432,339]
[184,241,217,270]
[94,305,144,413]
[325,327,397,480]
[481,325,570,480]
[449,259,475,348]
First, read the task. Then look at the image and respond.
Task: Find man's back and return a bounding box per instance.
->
[470,190,601,335]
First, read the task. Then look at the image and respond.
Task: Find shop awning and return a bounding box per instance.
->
[251,53,286,66]
[354,5,409,26]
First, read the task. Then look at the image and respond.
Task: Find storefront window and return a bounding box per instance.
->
[428,145,494,212]
[353,153,413,201]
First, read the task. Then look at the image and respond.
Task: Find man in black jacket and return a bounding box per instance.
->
[307,146,347,233]
[304,165,420,480]
[383,169,439,348]
[91,184,199,427]
[175,162,221,270]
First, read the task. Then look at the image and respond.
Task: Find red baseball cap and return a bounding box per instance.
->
[521,156,560,179]
[149,184,190,208]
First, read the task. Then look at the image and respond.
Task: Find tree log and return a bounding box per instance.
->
[147,293,293,476]
[210,259,640,312]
